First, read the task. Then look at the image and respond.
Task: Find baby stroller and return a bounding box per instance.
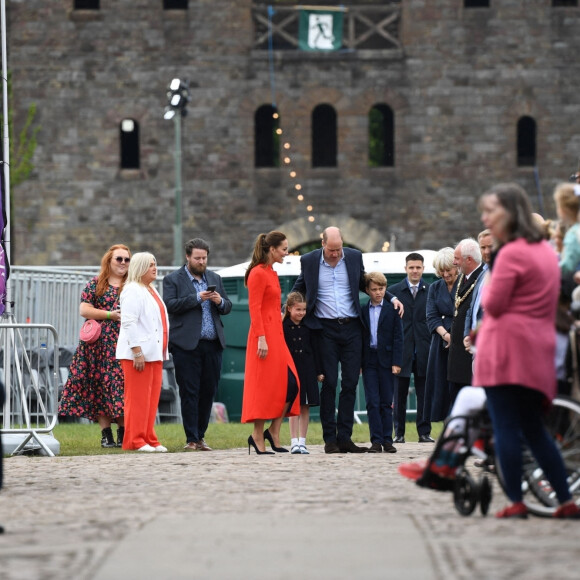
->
[400,394,580,517]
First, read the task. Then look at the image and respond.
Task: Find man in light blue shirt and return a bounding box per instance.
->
[292,227,403,453]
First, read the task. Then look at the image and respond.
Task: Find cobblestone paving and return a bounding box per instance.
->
[0,444,578,579]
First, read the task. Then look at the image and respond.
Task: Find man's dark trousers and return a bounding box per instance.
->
[171,341,222,443]
[319,318,363,444]
[394,360,430,438]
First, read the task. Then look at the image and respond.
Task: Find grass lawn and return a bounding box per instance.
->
[51,421,444,456]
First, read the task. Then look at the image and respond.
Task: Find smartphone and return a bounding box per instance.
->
[206,285,216,292]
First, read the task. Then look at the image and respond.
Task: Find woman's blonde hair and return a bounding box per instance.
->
[283,291,306,321]
[432,247,455,277]
[126,252,156,285]
[554,182,580,222]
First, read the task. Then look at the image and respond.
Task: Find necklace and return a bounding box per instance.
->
[454,274,475,317]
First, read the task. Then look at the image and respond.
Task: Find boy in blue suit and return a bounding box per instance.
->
[361,272,404,453]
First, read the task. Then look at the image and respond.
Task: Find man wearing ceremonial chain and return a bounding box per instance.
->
[447,238,484,406]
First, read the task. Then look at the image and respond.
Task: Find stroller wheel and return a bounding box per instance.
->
[453,470,478,516]
[479,475,493,516]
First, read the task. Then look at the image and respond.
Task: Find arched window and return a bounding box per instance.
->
[74,0,99,9]
[164,0,189,9]
[120,119,140,170]
[517,116,536,167]
[254,105,280,168]
[369,104,394,167]
[312,104,337,168]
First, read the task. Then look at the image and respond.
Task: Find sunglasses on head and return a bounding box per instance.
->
[114,257,131,264]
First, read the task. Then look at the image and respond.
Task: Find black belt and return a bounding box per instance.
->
[324,317,357,325]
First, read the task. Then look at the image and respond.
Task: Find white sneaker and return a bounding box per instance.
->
[154,445,168,453]
[136,444,156,452]
[300,445,310,455]
[291,444,302,454]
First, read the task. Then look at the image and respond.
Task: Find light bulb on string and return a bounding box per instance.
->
[308,216,315,222]
[284,157,291,164]
[284,143,290,149]
[290,171,296,178]
[297,194,304,201]
[295,184,302,190]
[307,205,313,212]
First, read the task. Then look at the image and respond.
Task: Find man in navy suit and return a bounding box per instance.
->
[361,272,404,453]
[163,238,232,451]
[292,227,403,453]
[389,252,433,443]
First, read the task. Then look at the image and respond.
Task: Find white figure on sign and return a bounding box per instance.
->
[308,14,335,50]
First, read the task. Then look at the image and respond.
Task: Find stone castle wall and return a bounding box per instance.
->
[6,0,580,265]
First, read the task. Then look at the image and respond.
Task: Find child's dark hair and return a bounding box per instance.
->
[283,291,306,320]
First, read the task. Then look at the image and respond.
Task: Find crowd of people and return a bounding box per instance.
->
[48,177,580,520]
[398,180,580,519]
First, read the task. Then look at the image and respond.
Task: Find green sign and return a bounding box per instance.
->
[298,9,344,51]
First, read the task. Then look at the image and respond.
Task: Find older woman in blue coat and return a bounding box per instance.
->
[424,248,459,422]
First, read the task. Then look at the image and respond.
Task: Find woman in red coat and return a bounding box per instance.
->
[473,183,580,519]
[241,231,300,454]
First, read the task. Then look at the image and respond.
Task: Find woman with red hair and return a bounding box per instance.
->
[58,244,131,448]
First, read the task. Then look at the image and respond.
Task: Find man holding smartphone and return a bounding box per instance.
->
[163,238,232,451]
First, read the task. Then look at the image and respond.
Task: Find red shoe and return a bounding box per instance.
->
[495,502,528,519]
[553,502,580,519]
[398,459,428,481]
[472,438,485,452]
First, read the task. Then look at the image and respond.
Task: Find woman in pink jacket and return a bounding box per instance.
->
[473,183,580,519]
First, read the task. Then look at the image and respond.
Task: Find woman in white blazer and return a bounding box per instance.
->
[116,252,169,452]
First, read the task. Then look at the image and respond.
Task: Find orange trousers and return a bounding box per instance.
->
[121,360,163,450]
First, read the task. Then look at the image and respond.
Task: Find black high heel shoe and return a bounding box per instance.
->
[264,429,289,453]
[248,435,275,455]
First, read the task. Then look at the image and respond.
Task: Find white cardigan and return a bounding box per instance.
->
[116,282,169,362]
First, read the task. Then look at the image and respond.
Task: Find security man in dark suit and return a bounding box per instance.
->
[163,238,232,451]
[388,252,433,443]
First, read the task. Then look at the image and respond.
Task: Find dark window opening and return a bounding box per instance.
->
[552,1,578,7]
[517,116,536,167]
[74,0,100,9]
[464,0,490,7]
[120,119,140,170]
[312,104,337,168]
[255,105,280,168]
[164,0,189,9]
[369,104,394,167]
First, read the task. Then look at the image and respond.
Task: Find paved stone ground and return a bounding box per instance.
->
[0,443,579,579]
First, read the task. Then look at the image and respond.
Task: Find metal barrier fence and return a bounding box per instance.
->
[8,265,177,348]
[0,319,60,455]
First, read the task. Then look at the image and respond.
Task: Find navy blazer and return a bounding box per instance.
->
[292,247,395,330]
[387,277,431,377]
[163,266,232,351]
[361,300,403,369]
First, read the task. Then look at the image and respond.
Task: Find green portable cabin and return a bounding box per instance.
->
[216,250,438,422]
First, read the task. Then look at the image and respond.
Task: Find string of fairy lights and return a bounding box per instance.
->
[273,111,319,238]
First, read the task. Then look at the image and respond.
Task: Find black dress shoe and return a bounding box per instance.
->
[418,434,435,443]
[383,443,397,453]
[368,442,383,453]
[393,435,405,444]
[338,439,369,453]
[324,441,342,454]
